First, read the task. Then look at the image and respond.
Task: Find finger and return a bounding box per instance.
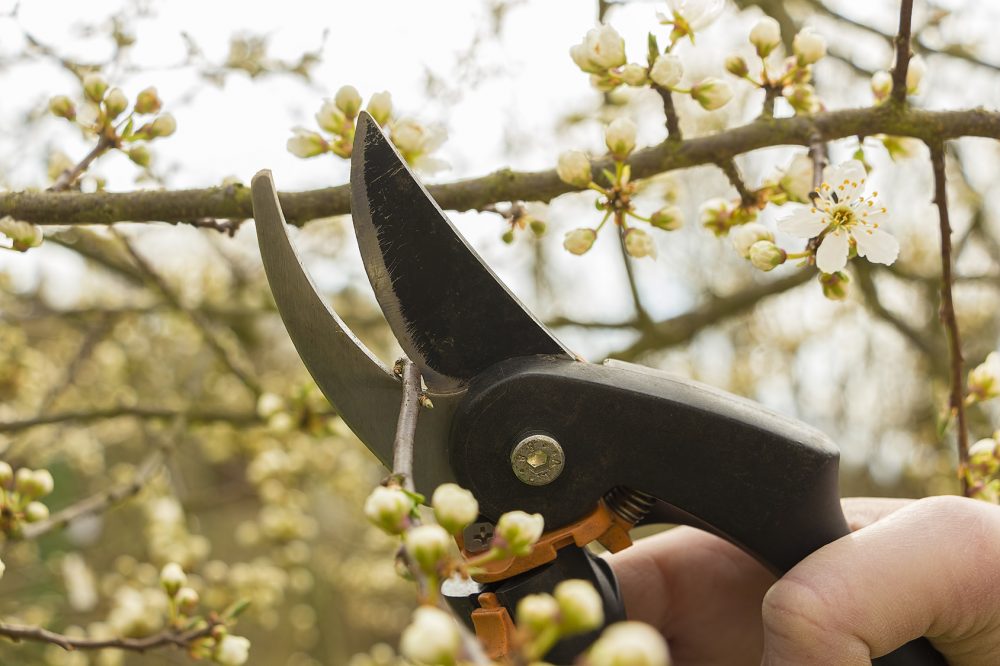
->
[610,526,774,664]
[841,496,912,532]
[761,495,1000,665]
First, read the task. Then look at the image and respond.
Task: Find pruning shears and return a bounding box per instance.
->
[250,112,945,665]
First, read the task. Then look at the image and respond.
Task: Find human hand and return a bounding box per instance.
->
[608,496,1000,665]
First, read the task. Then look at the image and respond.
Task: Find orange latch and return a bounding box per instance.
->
[470,592,517,660]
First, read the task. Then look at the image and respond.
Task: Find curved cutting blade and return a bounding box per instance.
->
[351,112,575,392]
[252,170,458,491]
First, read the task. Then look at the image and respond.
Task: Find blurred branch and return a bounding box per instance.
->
[929,141,969,495]
[0,406,262,434]
[717,159,754,207]
[653,84,682,141]
[609,269,814,360]
[0,620,218,653]
[5,107,1000,226]
[890,0,915,104]
[20,447,164,540]
[617,231,651,328]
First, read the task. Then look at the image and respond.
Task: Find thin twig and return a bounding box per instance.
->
[0,620,217,652]
[0,406,263,434]
[929,141,969,494]
[20,448,165,540]
[617,231,651,328]
[391,358,422,493]
[653,84,682,141]
[50,136,114,192]
[890,0,915,104]
[717,159,755,207]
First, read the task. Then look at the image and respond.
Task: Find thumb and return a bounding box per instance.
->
[760,496,1000,665]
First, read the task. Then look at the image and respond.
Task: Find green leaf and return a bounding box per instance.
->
[647,33,660,66]
[222,598,252,621]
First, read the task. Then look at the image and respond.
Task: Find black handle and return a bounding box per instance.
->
[450,356,947,664]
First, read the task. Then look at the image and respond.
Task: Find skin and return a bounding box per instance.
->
[608,496,1000,665]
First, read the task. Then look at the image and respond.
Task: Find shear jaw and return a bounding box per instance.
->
[251,170,460,492]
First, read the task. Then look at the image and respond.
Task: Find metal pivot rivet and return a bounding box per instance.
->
[510,434,565,486]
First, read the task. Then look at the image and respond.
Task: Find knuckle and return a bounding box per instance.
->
[762,574,838,641]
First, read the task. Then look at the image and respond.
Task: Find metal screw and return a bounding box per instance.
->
[462,521,495,554]
[510,434,565,486]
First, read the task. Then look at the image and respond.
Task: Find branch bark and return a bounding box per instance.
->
[0,621,217,653]
[4,107,1000,227]
[890,0,915,104]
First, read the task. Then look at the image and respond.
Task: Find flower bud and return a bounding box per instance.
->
[256,392,284,419]
[316,100,348,135]
[871,70,892,102]
[819,271,850,301]
[690,78,732,110]
[175,587,200,614]
[516,593,560,633]
[49,95,76,120]
[779,153,814,202]
[15,468,53,498]
[724,54,749,78]
[160,562,187,596]
[698,197,735,235]
[731,223,774,258]
[24,501,49,523]
[563,228,597,255]
[749,16,782,57]
[127,146,151,168]
[589,73,618,92]
[623,228,657,259]
[619,63,648,87]
[906,55,926,94]
[335,85,363,118]
[104,88,128,119]
[0,217,43,251]
[83,73,108,102]
[556,150,592,188]
[404,524,452,574]
[0,557,5,580]
[0,461,11,485]
[554,579,604,634]
[588,622,669,666]
[570,24,626,73]
[364,486,414,535]
[214,634,251,666]
[748,240,786,271]
[650,205,683,231]
[783,84,820,114]
[968,352,1000,402]
[605,117,637,160]
[149,113,177,138]
[400,607,460,666]
[649,53,683,89]
[134,87,162,114]
[287,127,328,158]
[431,483,479,535]
[366,91,393,126]
[495,510,544,556]
[793,29,827,65]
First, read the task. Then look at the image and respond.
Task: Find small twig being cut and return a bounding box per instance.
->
[929,142,969,494]
[0,620,218,652]
[890,0,915,104]
[391,359,423,493]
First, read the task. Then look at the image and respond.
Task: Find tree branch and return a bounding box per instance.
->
[0,620,217,653]
[5,107,1000,227]
[929,141,969,494]
[0,406,263,434]
[891,0,915,104]
[609,269,814,360]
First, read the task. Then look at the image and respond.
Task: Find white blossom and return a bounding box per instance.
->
[570,24,627,73]
[554,579,604,633]
[749,16,781,57]
[49,95,75,119]
[287,127,328,158]
[969,351,1000,401]
[516,593,560,632]
[661,0,725,33]
[907,55,926,94]
[557,151,592,188]
[620,63,648,87]
[431,483,478,535]
[649,54,683,88]
[564,228,597,255]
[588,622,670,666]
[160,562,187,595]
[624,228,657,259]
[690,78,732,110]
[0,217,43,251]
[650,205,683,231]
[367,91,393,125]
[364,486,414,535]
[404,524,452,573]
[104,87,128,118]
[731,223,774,258]
[793,29,827,65]
[215,635,251,666]
[334,85,362,118]
[150,113,177,138]
[0,557,5,580]
[777,160,898,273]
[390,118,448,174]
[748,240,786,271]
[83,73,108,102]
[316,100,347,134]
[495,510,544,556]
[399,607,460,665]
[871,70,892,101]
[256,392,284,419]
[0,462,11,485]
[135,86,162,114]
[24,501,49,523]
[605,117,637,159]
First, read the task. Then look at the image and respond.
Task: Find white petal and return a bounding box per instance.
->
[853,227,899,265]
[822,159,867,204]
[816,229,850,273]
[777,206,828,238]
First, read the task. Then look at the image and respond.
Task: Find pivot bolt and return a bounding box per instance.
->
[511,435,565,486]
